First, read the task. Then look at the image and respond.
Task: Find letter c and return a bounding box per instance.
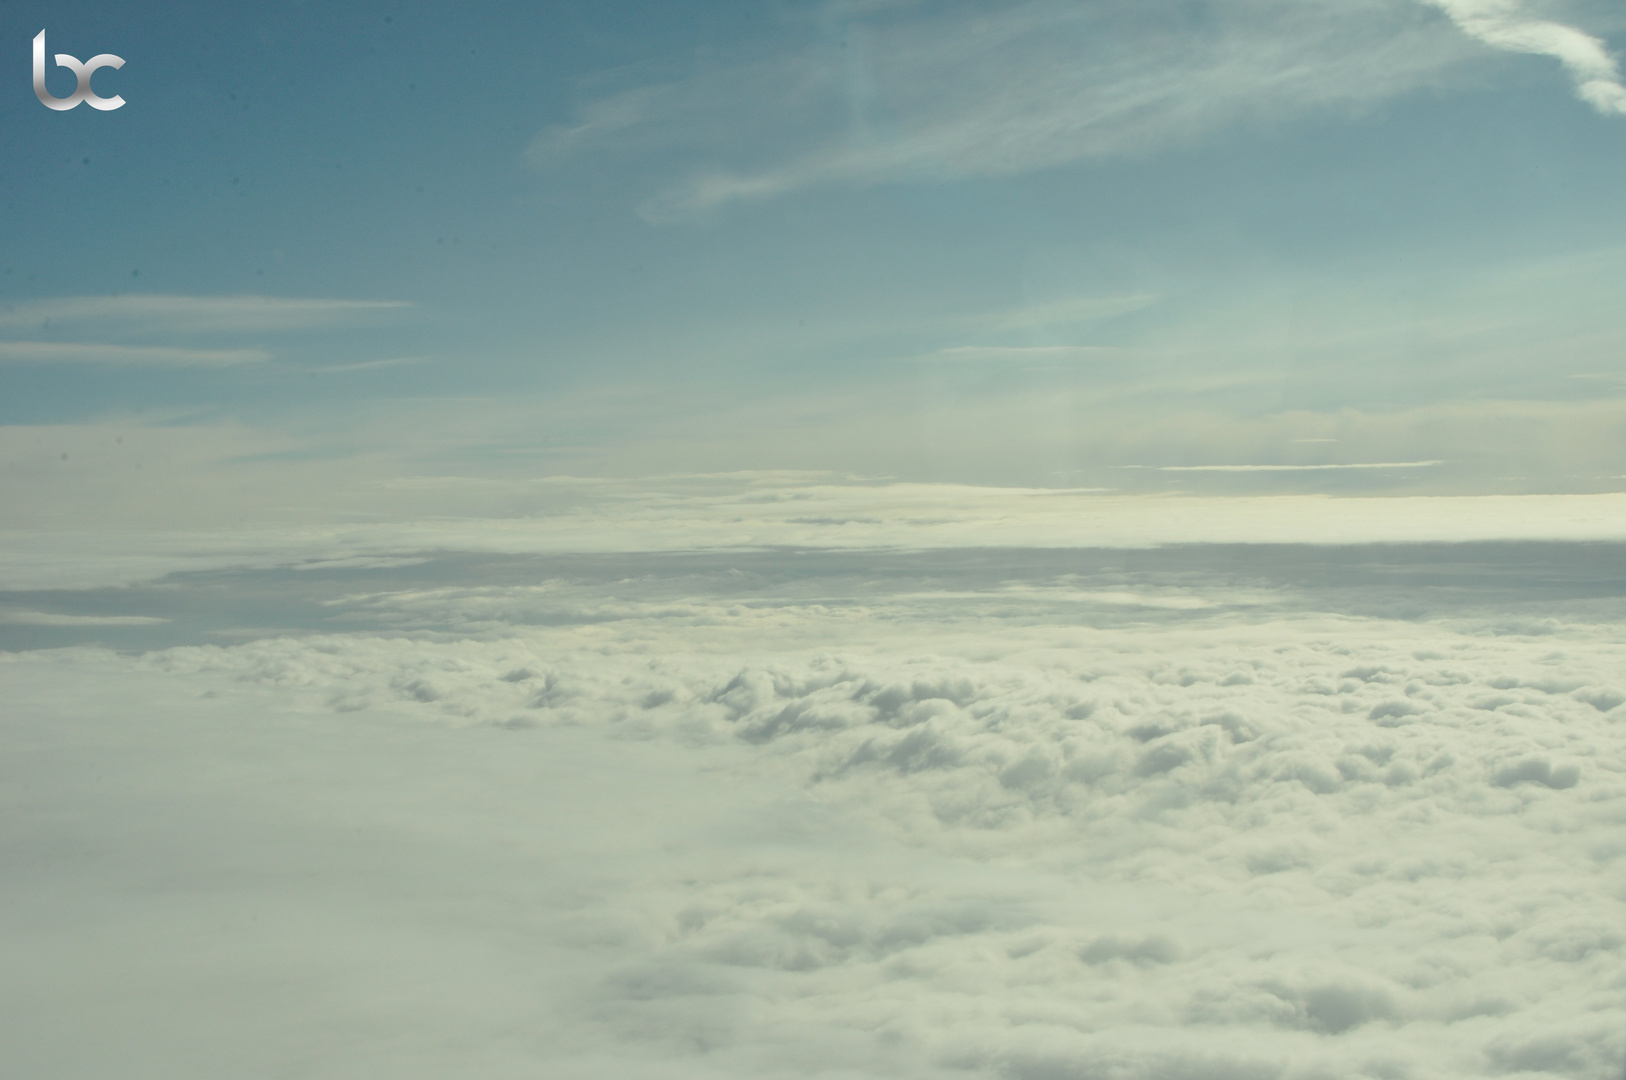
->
[65,54,126,110]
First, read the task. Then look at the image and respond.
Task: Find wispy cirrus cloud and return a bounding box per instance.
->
[0,609,168,626]
[973,293,1159,332]
[0,295,410,335]
[312,355,431,374]
[529,0,1481,218]
[924,345,1117,363]
[0,342,271,367]
[1133,459,1446,471]
[1425,0,1626,114]
[532,0,1626,219]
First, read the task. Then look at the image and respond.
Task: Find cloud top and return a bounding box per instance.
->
[8,544,1615,1078]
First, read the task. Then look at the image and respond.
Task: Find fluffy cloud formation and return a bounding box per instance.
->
[8,545,1621,1078]
[1425,0,1626,114]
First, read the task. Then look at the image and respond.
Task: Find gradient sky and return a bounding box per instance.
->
[7,11,1626,1071]
[5,0,1626,526]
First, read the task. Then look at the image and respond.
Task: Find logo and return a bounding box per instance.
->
[33,30,124,111]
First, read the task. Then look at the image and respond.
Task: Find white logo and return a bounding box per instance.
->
[34,30,125,111]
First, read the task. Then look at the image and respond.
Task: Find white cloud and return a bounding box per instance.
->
[0,294,410,334]
[924,345,1116,363]
[1426,0,1626,113]
[974,293,1160,332]
[530,0,1480,216]
[313,356,429,373]
[530,0,1626,216]
[6,475,1626,587]
[7,551,1624,1077]
[0,609,167,626]
[0,342,271,366]
[1142,460,1445,471]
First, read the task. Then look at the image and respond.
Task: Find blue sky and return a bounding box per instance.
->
[5,0,1626,524]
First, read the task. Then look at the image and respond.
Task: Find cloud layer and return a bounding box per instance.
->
[5,475,1626,587]
[7,545,1623,1078]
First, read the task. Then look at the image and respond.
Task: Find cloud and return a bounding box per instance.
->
[0,609,167,626]
[9,542,1621,1077]
[1138,460,1445,471]
[0,342,271,366]
[532,0,1626,217]
[530,0,1479,216]
[924,345,1116,363]
[7,467,1626,585]
[0,294,410,334]
[1425,0,1626,114]
[973,293,1160,332]
[312,356,430,373]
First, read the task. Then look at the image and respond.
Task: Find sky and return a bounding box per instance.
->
[7,6,1626,1078]
[5,0,1626,526]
